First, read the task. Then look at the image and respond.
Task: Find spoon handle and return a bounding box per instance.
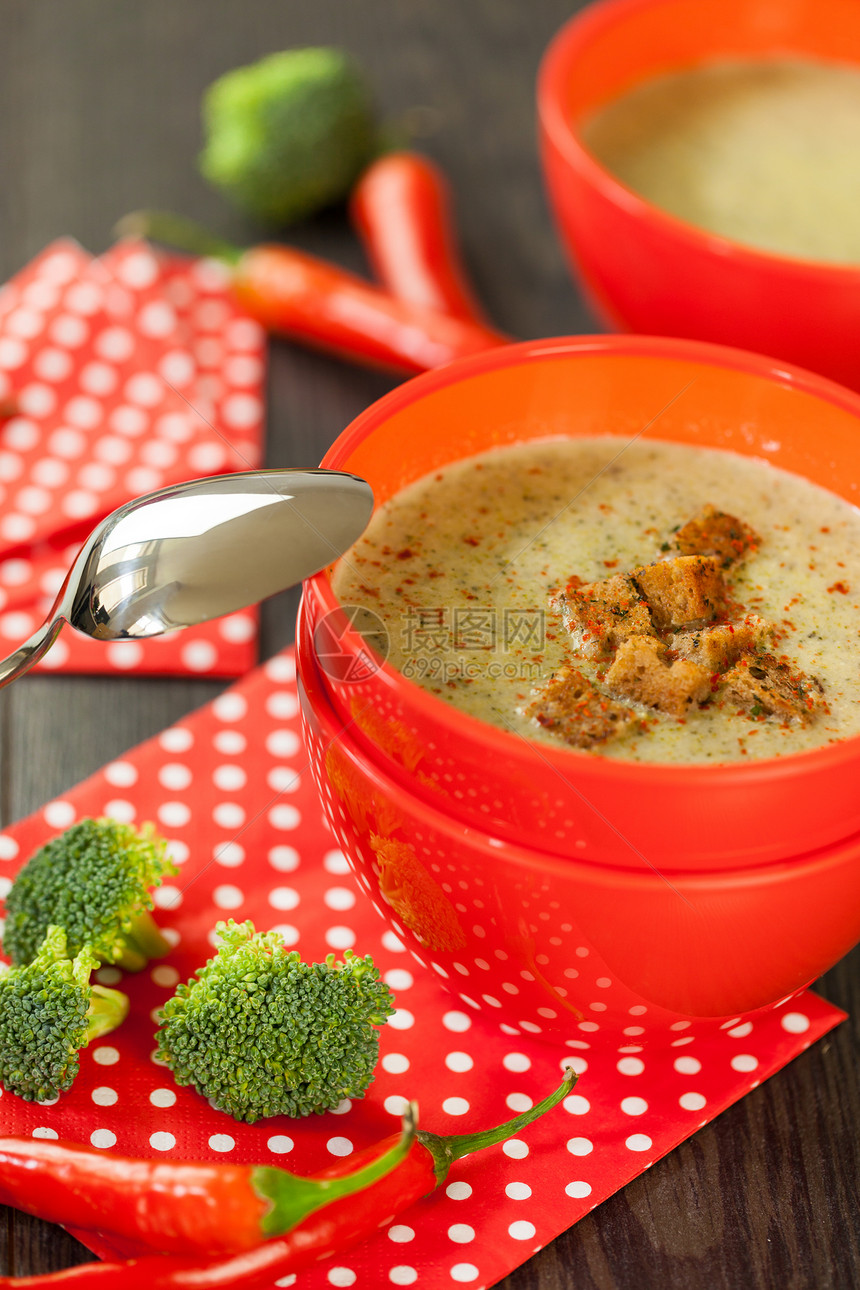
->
[0,619,65,690]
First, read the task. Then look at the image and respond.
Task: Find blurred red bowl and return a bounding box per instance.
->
[536,0,860,391]
[299,335,860,871]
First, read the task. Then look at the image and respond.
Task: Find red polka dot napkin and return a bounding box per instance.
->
[0,648,845,1289]
[0,239,266,677]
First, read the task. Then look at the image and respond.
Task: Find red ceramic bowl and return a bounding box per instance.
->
[297,636,860,1042]
[536,0,860,392]
[299,335,860,871]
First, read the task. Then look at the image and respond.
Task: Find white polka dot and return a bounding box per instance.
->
[506,1092,533,1114]
[267,1135,294,1154]
[566,1137,593,1156]
[214,885,244,910]
[269,887,300,912]
[325,925,357,951]
[384,1094,410,1117]
[326,1271,356,1288]
[781,1012,811,1034]
[213,764,247,792]
[50,315,88,348]
[214,841,244,867]
[118,251,159,288]
[151,965,180,988]
[0,453,22,481]
[32,1128,59,1140]
[214,693,247,722]
[105,640,144,669]
[159,763,192,791]
[508,1220,536,1240]
[444,1051,474,1073]
[96,327,135,361]
[269,845,300,872]
[92,1046,120,1066]
[679,1092,707,1111]
[0,338,27,369]
[382,930,405,953]
[91,1087,118,1106]
[90,1129,117,1149]
[448,1224,475,1244]
[326,1136,353,1158]
[153,885,182,910]
[449,1265,479,1284]
[267,729,301,758]
[65,282,102,316]
[158,802,191,828]
[387,1007,414,1030]
[209,1134,235,1152]
[268,768,301,793]
[388,1268,417,1285]
[167,840,189,865]
[110,405,148,437]
[564,1094,590,1115]
[182,640,218,672]
[625,1134,653,1152]
[272,924,300,946]
[617,1057,645,1076]
[324,886,356,911]
[80,361,118,396]
[621,1096,648,1116]
[565,1180,592,1199]
[439,1097,469,1117]
[150,1132,176,1151]
[4,418,40,450]
[443,1010,472,1033]
[502,1139,529,1159]
[0,835,19,860]
[730,1054,759,1073]
[386,1224,415,1245]
[269,804,300,831]
[505,1181,532,1200]
[728,1022,753,1038]
[213,803,244,828]
[150,1088,177,1107]
[78,462,115,492]
[65,395,102,429]
[160,727,194,753]
[104,761,138,787]
[673,1056,702,1075]
[0,515,34,542]
[43,799,75,828]
[381,1053,410,1075]
[19,383,56,417]
[188,442,227,473]
[218,612,256,644]
[0,611,35,639]
[6,308,43,339]
[213,730,246,755]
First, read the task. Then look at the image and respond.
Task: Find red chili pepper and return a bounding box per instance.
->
[349,150,497,326]
[117,212,508,375]
[0,1116,414,1256]
[0,1069,575,1286]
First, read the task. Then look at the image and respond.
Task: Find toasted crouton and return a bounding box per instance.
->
[674,505,760,566]
[670,617,771,673]
[632,555,728,629]
[605,635,712,717]
[525,663,636,748]
[553,574,655,657]
[720,653,826,724]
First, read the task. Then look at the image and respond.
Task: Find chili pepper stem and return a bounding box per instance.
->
[114,211,243,265]
[251,1106,416,1238]
[417,1066,577,1185]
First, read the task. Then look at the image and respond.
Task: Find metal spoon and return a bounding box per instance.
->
[0,467,373,688]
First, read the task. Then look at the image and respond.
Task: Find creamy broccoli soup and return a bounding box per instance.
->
[580,57,860,264]
[332,438,860,764]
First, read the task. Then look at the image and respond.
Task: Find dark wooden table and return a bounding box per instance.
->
[1,1,857,1285]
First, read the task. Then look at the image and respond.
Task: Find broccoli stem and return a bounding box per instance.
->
[115,211,242,264]
[417,1066,578,1185]
[117,909,174,971]
[86,985,130,1041]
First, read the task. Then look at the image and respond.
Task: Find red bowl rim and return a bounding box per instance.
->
[535,0,860,282]
[300,643,860,882]
[307,333,860,792]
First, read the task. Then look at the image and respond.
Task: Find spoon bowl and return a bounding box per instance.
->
[0,467,373,688]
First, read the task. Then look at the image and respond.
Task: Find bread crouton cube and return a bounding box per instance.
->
[720,653,826,724]
[553,574,655,657]
[670,617,771,672]
[632,555,728,629]
[605,635,712,717]
[674,505,760,566]
[524,663,636,748]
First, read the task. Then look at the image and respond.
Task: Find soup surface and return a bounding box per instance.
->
[580,57,860,264]
[333,437,860,764]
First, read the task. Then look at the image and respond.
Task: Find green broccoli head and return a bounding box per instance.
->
[155,919,396,1123]
[0,925,129,1102]
[198,47,379,225]
[3,817,178,971]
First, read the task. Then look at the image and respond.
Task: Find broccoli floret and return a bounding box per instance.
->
[198,47,380,225]
[3,818,177,971]
[155,919,395,1123]
[0,925,129,1102]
